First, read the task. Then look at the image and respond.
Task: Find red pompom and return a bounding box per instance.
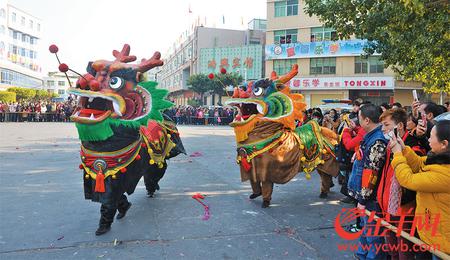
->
[89,80,100,91]
[141,143,146,148]
[220,68,227,74]
[120,168,127,173]
[79,164,84,169]
[77,78,87,89]
[208,73,214,79]
[58,63,69,73]
[49,44,59,53]
[136,154,141,160]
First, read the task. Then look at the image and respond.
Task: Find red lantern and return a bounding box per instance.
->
[220,68,227,74]
[208,73,214,79]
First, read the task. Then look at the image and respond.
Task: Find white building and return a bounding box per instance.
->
[0,1,43,91]
[43,71,78,100]
[159,22,266,105]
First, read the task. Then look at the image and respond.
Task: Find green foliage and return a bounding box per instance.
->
[187,99,200,107]
[210,72,243,95]
[35,89,52,100]
[7,87,36,101]
[304,0,449,93]
[0,91,16,103]
[187,74,211,97]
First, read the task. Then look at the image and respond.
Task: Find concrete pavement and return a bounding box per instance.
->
[0,123,354,259]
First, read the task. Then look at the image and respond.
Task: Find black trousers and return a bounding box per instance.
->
[99,194,129,227]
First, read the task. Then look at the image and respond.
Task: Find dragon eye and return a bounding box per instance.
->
[109,77,124,90]
[253,86,264,96]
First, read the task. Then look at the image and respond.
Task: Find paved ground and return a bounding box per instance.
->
[0,123,354,259]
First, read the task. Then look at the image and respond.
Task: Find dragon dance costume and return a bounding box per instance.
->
[50,44,185,235]
[225,65,339,208]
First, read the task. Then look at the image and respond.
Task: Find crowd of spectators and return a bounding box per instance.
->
[0,99,77,122]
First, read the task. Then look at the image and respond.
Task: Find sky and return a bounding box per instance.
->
[9,0,266,74]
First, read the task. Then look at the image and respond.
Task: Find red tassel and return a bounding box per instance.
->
[120,167,127,173]
[241,157,252,172]
[141,143,146,148]
[79,164,84,169]
[95,168,106,193]
[136,154,141,160]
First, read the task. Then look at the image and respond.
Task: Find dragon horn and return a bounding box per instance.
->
[277,64,298,84]
[270,71,278,80]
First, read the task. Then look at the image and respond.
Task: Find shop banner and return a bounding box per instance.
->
[265,39,374,60]
[289,76,394,90]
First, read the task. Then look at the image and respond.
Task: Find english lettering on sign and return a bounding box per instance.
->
[290,77,394,90]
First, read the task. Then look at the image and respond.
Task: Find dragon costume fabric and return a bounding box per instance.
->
[51,44,185,235]
[225,65,339,208]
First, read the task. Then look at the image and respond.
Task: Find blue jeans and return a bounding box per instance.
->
[356,200,386,260]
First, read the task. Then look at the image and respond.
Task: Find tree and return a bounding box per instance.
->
[0,91,16,103]
[304,0,449,93]
[187,74,211,105]
[211,72,243,105]
[35,89,52,100]
[7,87,36,101]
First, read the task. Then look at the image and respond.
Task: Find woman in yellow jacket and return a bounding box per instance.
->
[389,119,450,258]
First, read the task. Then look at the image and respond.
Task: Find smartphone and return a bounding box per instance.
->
[412,90,418,102]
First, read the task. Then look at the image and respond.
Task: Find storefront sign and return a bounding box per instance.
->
[266,40,373,60]
[200,45,262,80]
[289,76,394,90]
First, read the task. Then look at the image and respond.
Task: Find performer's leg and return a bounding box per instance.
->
[116,194,132,220]
[318,171,332,198]
[249,180,262,199]
[96,203,117,236]
[261,182,274,208]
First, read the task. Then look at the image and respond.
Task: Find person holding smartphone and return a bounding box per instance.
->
[378,108,426,259]
[389,119,450,258]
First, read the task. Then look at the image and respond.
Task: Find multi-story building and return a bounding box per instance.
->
[159,21,266,106]
[265,0,424,107]
[42,71,78,100]
[0,1,43,91]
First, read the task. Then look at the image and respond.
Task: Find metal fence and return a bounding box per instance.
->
[0,112,71,122]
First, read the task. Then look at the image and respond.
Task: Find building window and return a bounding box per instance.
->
[37,23,40,31]
[275,0,298,17]
[0,8,5,18]
[12,12,16,22]
[355,57,368,74]
[310,58,336,75]
[369,57,384,73]
[0,25,4,34]
[58,81,65,86]
[0,68,43,88]
[273,59,297,75]
[21,16,25,26]
[29,20,33,29]
[58,89,65,95]
[310,27,337,42]
[355,56,384,74]
[47,80,55,86]
[274,29,298,44]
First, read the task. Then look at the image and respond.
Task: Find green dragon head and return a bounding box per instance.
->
[225,64,306,142]
[62,44,173,141]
